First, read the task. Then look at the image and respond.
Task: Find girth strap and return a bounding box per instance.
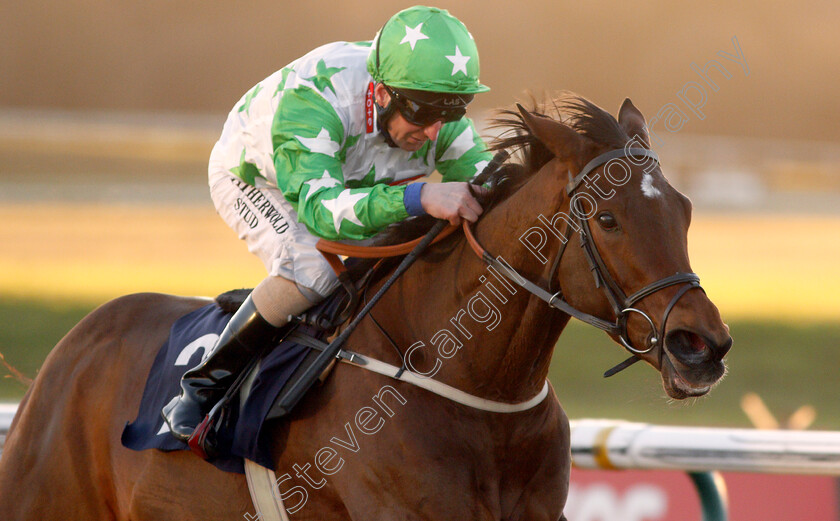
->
[245,459,290,521]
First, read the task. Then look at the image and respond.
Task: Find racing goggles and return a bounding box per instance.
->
[385,86,468,127]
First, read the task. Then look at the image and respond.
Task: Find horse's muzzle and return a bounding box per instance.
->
[660,328,731,398]
[666,329,731,365]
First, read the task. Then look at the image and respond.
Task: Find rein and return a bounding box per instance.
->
[296,147,702,411]
[296,220,552,414]
[315,224,459,259]
[462,147,704,376]
[274,152,555,415]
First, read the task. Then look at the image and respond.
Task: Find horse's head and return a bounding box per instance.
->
[508,97,732,399]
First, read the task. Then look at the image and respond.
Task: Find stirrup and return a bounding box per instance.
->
[188,413,217,460]
[185,353,262,460]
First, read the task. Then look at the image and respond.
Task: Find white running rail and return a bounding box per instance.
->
[570,419,840,475]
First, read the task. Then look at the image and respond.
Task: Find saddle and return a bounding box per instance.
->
[120,261,380,471]
[124,154,508,467]
[188,260,377,461]
[189,214,463,461]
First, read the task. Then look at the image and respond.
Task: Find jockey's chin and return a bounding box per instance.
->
[386,114,442,152]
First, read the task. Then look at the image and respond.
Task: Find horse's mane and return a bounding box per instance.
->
[218,95,631,300]
[370,93,628,247]
[344,93,629,281]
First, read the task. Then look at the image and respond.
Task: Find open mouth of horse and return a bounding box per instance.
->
[659,329,726,399]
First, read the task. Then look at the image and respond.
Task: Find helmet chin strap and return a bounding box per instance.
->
[375,98,399,148]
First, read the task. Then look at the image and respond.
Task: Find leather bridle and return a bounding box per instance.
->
[463,147,703,376]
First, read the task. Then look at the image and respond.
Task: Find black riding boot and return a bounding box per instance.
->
[161,295,282,441]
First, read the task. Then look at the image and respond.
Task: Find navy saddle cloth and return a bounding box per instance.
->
[121,302,315,474]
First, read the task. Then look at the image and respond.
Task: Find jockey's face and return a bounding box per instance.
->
[387,112,443,151]
[375,83,443,152]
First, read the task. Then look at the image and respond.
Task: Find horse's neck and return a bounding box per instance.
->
[399,160,572,402]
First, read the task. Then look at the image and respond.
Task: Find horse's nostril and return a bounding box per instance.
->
[687,332,707,353]
[665,329,711,366]
[716,336,733,360]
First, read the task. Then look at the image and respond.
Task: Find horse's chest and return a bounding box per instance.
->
[392,409,569,519]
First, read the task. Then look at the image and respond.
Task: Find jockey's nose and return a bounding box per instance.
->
[423,121,443,141]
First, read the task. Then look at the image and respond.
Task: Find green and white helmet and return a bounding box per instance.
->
[367,6,490,94]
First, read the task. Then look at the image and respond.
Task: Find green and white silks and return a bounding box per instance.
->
[210,40,491,241]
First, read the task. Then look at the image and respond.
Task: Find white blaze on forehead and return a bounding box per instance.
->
[641,172,663,199]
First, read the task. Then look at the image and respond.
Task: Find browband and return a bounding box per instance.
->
[566,148,659,195]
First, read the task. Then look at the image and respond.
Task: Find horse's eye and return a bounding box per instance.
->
[597,212,619,231]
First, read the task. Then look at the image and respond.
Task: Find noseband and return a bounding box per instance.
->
[464,147,703,376]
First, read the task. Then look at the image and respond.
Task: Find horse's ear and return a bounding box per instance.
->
[516,103,583,161]
[618,98,651,148]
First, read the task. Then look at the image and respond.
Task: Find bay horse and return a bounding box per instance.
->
[0,96,731,520]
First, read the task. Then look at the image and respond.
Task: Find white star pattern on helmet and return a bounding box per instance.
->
[400,23,429,50]
[321,190,368,232]
[445,46,471,76]
[295,128,340,157]
[303,170,341,203]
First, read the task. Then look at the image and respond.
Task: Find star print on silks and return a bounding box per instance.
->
[229,148,262,185]
[371,149,403,182]
[302,170,341,203]
[337,133,361,163]
[445,46,471,76]
[274,67,294,98]
[238,84,262,114]
[295,128,340,157]
[400,23,429,50]
[303,59,346,96]
[346,165,378,189]
[321,190,368,232]
[440,125,477,162]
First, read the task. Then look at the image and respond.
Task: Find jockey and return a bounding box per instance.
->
[162,5,493,441]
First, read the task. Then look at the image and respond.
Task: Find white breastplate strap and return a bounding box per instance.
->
[243,353,550,519]
[342,352,550,413]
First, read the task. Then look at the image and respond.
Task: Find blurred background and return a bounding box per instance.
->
[1,0,838,433]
